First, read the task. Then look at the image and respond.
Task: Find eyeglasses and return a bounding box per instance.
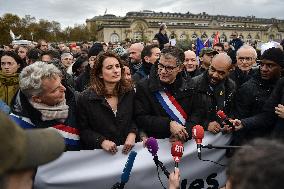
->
[157,62,178,73]
[238,57,254,62]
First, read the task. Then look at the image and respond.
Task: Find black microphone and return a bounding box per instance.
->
[145,137,170,178]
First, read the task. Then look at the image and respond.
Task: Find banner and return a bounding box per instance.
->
[34,132,232,189]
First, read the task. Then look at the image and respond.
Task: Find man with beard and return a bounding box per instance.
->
[128,43,144,74]
[234,47,283,143]
[135,47,191,141]
[188,53,235,133]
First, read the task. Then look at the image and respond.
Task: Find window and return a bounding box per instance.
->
[110,33,120,43]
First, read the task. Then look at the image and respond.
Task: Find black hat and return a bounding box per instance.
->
[261,47,284,68]
[88,43,104,58]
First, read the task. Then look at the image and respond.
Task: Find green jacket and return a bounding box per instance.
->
[0,71,19,106]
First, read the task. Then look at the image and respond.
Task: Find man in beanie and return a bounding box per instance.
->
[0,110,65,189]
[75,43,104,92]
[234,47,284,144]
[231,47,284,141]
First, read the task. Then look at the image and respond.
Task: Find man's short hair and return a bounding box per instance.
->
[160,46,185,66]
[236,44,257,58]
[19,61,62,99]
[0,111,64,176]
[141,44,159,60]
[228,138,284,189]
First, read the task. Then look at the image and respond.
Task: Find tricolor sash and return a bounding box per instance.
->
[154,91,188,125]
[10,113,80,146]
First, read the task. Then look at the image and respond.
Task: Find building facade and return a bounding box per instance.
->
[86,10,284,44]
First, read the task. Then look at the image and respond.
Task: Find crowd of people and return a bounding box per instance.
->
[1,23,284,188]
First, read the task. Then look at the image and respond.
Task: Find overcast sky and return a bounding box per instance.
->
[0,0,283,28]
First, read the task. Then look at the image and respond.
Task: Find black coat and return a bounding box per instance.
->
[77,88,138,149]
[235,73,277,119]
[241,78,284,139]
[75,65,90,92]
[188,72,236,130]
[234,73,278,143]
[135,73,192,139]
[154,32,169,50]
[229,67,258,88]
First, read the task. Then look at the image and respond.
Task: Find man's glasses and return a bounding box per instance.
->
[157,62,178,73]
[238,57,254,62]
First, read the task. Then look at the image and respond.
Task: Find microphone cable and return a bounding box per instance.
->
[156,165,167,189]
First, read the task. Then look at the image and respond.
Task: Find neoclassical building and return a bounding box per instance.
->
[86,10,284,44]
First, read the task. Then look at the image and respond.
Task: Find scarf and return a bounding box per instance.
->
[29,99,69,122]
[0,71,19,86]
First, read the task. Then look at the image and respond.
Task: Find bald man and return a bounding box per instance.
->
[188,53,236,134]
[183,50,202,78]
[128,43,144,74]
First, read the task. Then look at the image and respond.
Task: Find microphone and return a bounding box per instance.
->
[119,151,137,189]
[192,125,204,160]
[171,141,184,168]
[216,110,235,130]
[145,137,170,178]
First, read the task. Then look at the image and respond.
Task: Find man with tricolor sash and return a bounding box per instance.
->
[135,47,192,142]
[9,62,80,150]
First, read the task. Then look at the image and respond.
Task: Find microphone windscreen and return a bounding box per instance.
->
[171,141,184,163]
[217,110,226,120]
[145,137,159,156]
[192,125,204,143]
[121,151,137,183]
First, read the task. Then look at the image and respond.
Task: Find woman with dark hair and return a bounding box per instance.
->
[0,51,24,106]
[77,51,137,154]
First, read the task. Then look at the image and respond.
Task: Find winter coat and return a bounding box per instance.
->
[188,72,236,130]
[135,73,192,139]
[235,73,277,119]
[154,32,169,50]
[0,71,19,106]
[229,67,258,88]
[241,78,284,140]
[77,88,138,149]
[10,87,79,151]
[75,65,91,92]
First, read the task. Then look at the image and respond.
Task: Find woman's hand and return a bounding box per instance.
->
[101,140,118,155]
[122,133,136,154]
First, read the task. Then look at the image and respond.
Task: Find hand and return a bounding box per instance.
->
[169,168,180,189]
[230,119,244,131]
[170,121,189,141]
[275,104,284,118]
[122,133,136,154]
[208,121,221,134]
[101,140,118,155]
